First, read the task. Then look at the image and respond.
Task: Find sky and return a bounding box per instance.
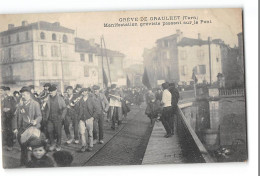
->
[0,8,243,67]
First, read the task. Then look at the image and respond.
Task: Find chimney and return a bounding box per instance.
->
[22,21,28,26]
[176,29,181,35]
[8,24,15,30]
[53,22,60,27]
[198,33,201,40]
[208,37,212,43]
[89,38,95,46]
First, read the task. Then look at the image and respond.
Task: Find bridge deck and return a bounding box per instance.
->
[142,121,185,165]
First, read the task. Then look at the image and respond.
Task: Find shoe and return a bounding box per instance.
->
[79,146,86,153]
[99,140,104,144]
[111,126,115,130]
[86,147,93,152]
[48,144,56,152]
[74,140,79,144]
[164,134,172,138]
[93,139,98,145]
[55,146,62,151]
[66,138,73,144]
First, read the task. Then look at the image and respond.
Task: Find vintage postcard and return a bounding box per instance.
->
[0,8,247,168]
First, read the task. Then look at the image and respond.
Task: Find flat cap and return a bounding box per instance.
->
[79,87,91,94]
[20,86,31,93]
[66,86,73,91]
[48,84,57,92]
[4,86,10,91]
[43,83,51,88]
[0,86,6,90]
[92,85,100,90]
[28,138,47,149]
[28,85,35,89]
[111,84,117,89]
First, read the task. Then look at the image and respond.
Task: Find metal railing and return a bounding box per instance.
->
[219,89,244,97]
[176,105,214,163]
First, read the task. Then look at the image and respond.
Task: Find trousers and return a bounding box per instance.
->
[47,119,62,146]
[64,114,79,140]
[161,106,174,135]
[79,118,94,147]
[93,114,104,140]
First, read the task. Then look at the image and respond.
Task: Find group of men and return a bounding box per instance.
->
[145,82,179,138]
[1,82,126,166]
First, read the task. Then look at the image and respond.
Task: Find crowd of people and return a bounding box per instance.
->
[145,82,179,138]
[1,81,179,168]
[1,83,140,167]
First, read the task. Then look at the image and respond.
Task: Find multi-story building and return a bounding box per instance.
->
[0,21,77,91]
[124,63,144,87]
[143,30,234,87]
[75,37,99,87]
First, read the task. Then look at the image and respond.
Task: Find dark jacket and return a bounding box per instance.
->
[78,96,99,121]
[46,94,67,121]
[145,100,162,119]
[13,99,42,130]
[168,86,180,107]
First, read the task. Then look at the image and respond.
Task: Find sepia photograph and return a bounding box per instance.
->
[0,8,248,169]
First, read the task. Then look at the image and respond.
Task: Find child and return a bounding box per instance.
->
[145,94,162,127]
[26,138,54,168]
[53,151,73,167]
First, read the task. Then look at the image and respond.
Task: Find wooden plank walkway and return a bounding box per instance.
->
[142,121,184,165]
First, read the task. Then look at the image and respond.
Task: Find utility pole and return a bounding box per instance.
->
[102,36,112,85]
[59,36,65,94]
[100,36,104,88]
[208,37,212,85]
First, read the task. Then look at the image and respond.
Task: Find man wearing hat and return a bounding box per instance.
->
[63,86,80,144]
[77,88,99,152]
[1,86,16,151]
[108,84,123,130]
[45,84,67,151]
[92,85,109,144]
[13,86,42,166]
[38,83,51,99]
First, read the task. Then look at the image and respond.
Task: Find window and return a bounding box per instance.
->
[63,35,68,43]
[51,45,59,57]
[89,54,93,63]
[40,62,48,76]
[26,32,29,40]
[80,54,85,61]
[8,36,11,44]
[8,48,11,59]
[63,63,70,76]
[198,65,206,74]
[164,40,169,47]
[110,57,114,64]
[216,57,219,62]
[84,65,89,77]
[197,49,204,59]
[16,34,20,43]
[52,63,58,76]
[38,45,46,56]
[1,38,4,45]
[180,50,187,60]
[181,65,187,75]
[52,33,56,41]
[40,32,45,40]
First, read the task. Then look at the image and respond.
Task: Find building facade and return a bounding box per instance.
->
[143,30,237,87]
[0,21,77,91]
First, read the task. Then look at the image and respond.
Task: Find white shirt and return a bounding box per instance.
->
[162,89,172,107]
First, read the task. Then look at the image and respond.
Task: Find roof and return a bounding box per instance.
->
[156,34,178,42]
[75,37,97,53]
[0,21,74,36]
[75,37,125,57]
[177,37,227,47]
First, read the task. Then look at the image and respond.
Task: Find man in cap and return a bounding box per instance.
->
[45,84,67,151]
[39,83,51,98]
[1,86,16,151]
[63,86,80,144]
[13,86,42,166]
[108,84,123,130]
[77,88,99,152]
[168,83,179,135]
[92,85,109,144]
[161,82,173,138]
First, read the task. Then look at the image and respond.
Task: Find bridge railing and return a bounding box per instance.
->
[219,88,245,97]
[176,105,214,163]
